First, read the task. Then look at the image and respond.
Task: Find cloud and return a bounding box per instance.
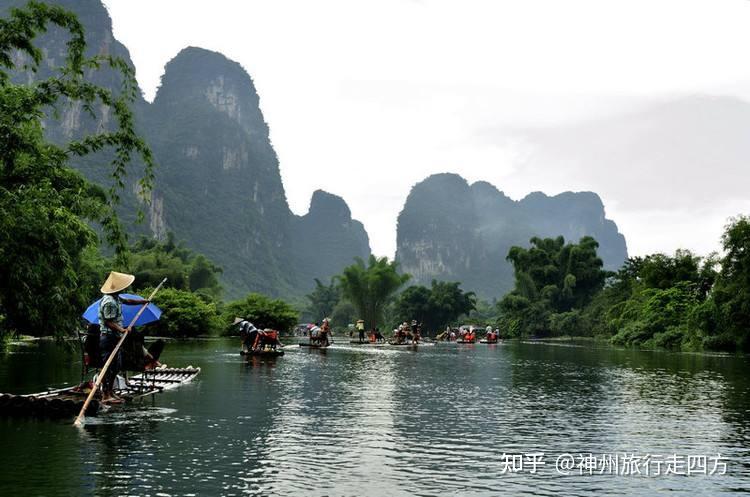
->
[500,95,750,255]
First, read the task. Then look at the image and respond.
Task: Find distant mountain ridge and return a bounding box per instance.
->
[395,173,628,299]
[4,0,630,301]
[3,0,370,298]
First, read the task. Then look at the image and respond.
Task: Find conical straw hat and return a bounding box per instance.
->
[232,317,245,325]
[100,271,135,294]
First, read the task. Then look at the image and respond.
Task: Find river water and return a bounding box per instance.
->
[1,338,749,496]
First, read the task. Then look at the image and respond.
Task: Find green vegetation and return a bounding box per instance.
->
[129,233,223,299]
[465,299,499,327]
[2,4,749,355]
[498,236,606,337]
[222,294,299,335]
[707,217,750,350]
[498,218,750,352]
[393,280,476,335]
[0,4,306,340]
[145,288,221,338]
[337,256,410,330]
[304,278,340,322]
[0,2,154,336]
[582,250,716,349]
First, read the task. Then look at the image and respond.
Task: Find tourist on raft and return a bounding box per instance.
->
[356,319,366,343]
[98,271,153,404]
[309,319,331,347]
[394,322,408,344]
[371,327,385,343]
[234,318,282,352]
[320,318,332,346]
[410,320,421,344]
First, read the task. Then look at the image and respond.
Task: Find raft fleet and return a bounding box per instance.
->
[1,324,497,421]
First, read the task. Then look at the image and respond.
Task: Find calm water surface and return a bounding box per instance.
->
[1,338,749,496]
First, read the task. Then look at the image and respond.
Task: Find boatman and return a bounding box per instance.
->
[356,319,366,343]
[234,317,259,353]
[98,271,151,404]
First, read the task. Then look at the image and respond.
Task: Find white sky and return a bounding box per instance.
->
[102,0,750,258]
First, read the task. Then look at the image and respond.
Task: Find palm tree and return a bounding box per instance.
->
[338,255,410,330]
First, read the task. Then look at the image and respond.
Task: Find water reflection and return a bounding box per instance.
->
[1,339,750,496]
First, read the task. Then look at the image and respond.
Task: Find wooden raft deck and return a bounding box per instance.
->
[0,366,201,419]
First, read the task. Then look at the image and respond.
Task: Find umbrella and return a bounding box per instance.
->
[82,293,162,326]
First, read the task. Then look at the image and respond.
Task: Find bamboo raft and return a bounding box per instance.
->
[299,342,330,348]
[387,341,435,347]
[240,349,285,357]
[348,340,388,345]
[0,366,201,419]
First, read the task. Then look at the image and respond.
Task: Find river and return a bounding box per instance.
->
[1,338,749,496]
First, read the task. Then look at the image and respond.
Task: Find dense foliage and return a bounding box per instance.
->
[222,293,299,334]
[708,217,750,350]
[146,288,221,338]
[0,4,305,339]
[0,2,154,336]
[581,250,717,349]
[498,218,750,351]
[465,299,499,327]
[304,278,340,322]
[337,255,410,330]
[129,233,223,299]
[393,280,476,335]
[498,236,606,337]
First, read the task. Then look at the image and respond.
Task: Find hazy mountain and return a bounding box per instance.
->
[290,190,371,288]
[145,47,299,296]
[396,173,628,299]
[2,0,149,228]
[6,0,371,298]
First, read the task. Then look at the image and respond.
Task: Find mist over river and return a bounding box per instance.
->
[1,338,749,496]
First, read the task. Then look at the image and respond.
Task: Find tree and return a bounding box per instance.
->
[706,216,750,350]
[638,250,702,290]
[222,293,299,334]
[465,299,500,327]
[337,255,410,330]
[330,300,357,329]
[147,288,220,338]
[394,280,476,335]
[610,282,699,349]
[189,254,222,296]
[499,236,606,337]
[583,249,720,348]
[0,3,154,336]
[393,285,431,328]
[304,277,340,322]
[428,280,477,331]
[129,234,223,298]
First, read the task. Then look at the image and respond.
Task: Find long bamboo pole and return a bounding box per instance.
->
[73,278,167,426]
